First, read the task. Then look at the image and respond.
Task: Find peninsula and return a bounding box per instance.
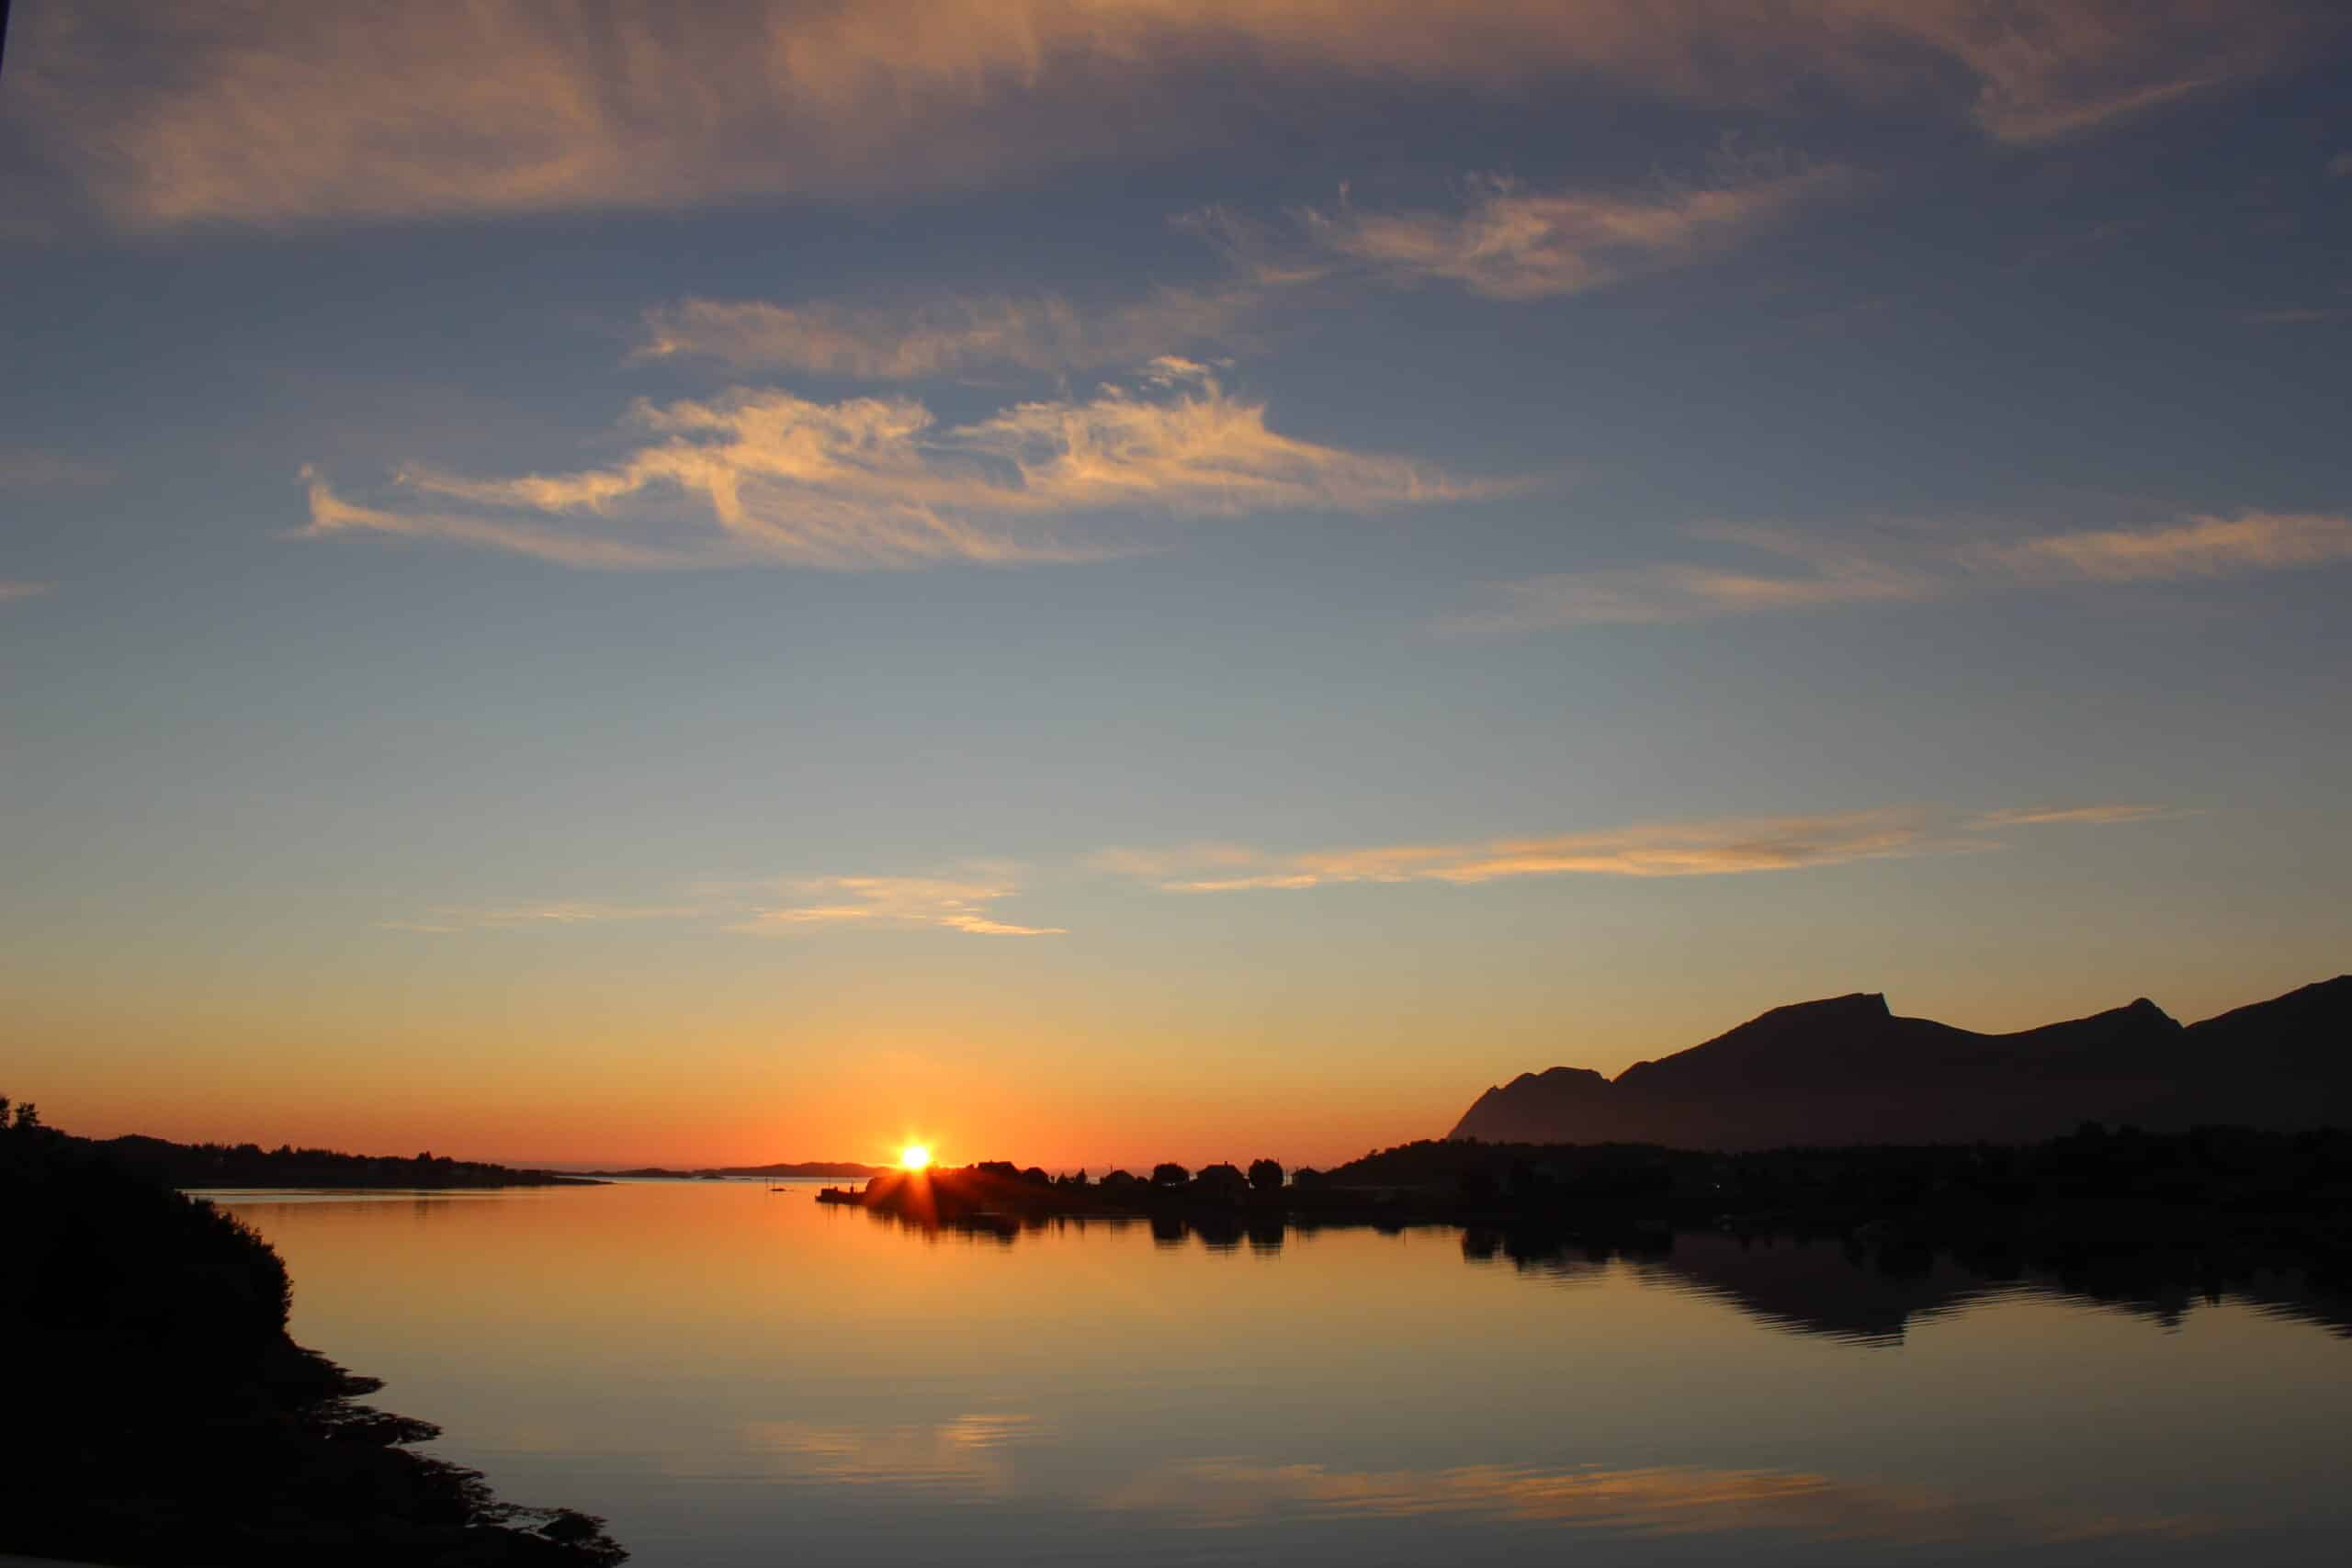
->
[94,1134,608,1190]
[0,1100,627,1564]
[581,1160,885,1180]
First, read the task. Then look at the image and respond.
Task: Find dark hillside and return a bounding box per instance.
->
[0,1100,626,1565]
[1452,976,2351,1148]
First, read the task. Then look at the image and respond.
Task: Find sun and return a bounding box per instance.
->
[898,1144,933,1172]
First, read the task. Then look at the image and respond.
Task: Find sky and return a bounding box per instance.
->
[2,1,2348,1169]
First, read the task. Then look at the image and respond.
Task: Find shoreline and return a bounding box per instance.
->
[2,1114,628,1566]
[819,1127,2352,1303]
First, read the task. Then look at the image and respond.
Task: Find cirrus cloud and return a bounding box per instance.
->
[379,900,707,933]
[734,874,1066,937]
[1973,511,2352,581]
[385,866,1067,938]
[1098,801,2162,894]
[1296,159,1852,301]
[1967,804,2172,828]
[639,285,1273,381]
[300,363,1498,570]
[7,2,2318,231]
[1451,512,2352,632]
[648,154,1850,382]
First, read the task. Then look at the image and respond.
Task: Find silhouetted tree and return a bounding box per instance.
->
[1151,1162,1189,1188]
[1100,1168,1138,1190]
[1194,1163,1247,1201]
[1248,1157,1283,1193]
[1290,1166,1328,1190]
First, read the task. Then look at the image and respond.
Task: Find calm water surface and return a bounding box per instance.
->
[213,1182,2352,1566]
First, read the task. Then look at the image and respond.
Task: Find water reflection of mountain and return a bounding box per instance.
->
[868,1199,2352,1347]
[1478,1228,2352,1346]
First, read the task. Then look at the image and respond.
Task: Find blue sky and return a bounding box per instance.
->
[2,2,2347,1165]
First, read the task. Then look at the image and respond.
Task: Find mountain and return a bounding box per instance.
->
[1450,976,2352,1149]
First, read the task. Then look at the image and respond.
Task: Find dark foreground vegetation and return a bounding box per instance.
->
[823,1126,2352,1308]
[92,1132,605,1190]
[0,1099,626,1566]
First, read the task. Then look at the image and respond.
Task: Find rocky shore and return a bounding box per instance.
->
[0,1103,626,1566]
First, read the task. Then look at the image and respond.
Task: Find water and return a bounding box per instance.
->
[212,1181,2352,1566]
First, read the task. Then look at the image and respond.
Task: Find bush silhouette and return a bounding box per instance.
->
[1194,1163,1248,1201]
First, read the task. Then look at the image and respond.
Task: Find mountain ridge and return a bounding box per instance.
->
[1451,976,2351,1149]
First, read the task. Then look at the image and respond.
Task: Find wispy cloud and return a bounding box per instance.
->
[1453,512,2352,632]
[735,874,1065,938]
[379,901,703,933]
[1098,803,2160,894]
[0,581,56,604]
[10,3,2306,231]
[1899,4,2291,144]
[1448,533,1935,632]
[300,363,1494,570]
[638,150,1844,388]
[387,868,1066,937]
[1966,805,2172,829]
[639,287,1268,380]
[1977,512,2352,581]
[1296,159,1850,301]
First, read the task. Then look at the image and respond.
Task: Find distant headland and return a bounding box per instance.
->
[1453,975,2352,1148]
[581,1161,886,1180]
[93,1132,608,1190]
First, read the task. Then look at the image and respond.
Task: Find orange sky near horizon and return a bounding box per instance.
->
[17,962,2341,1170]
[19,1039,1458,1172]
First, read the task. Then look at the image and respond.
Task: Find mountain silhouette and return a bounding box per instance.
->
[1451,976,2352,1148]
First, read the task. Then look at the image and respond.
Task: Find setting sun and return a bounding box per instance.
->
[898,1144,933,1171]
